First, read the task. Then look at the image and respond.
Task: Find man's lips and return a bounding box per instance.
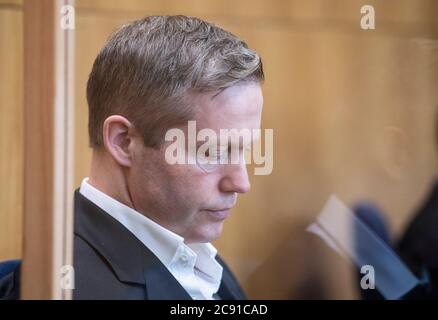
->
[204,207,232,220]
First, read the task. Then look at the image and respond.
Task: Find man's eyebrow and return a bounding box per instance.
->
[195,132,256,147]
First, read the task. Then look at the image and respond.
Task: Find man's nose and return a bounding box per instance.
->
[218,161,251,194]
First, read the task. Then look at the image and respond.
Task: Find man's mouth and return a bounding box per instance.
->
[204,207,232,220]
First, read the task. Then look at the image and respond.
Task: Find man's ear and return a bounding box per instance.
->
[102,115,137,167]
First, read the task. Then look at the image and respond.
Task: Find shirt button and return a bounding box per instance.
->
[180,254,188,264]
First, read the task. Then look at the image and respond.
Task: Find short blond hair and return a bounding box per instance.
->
[86,15,264,148]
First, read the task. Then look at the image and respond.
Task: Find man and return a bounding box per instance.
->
[0,15,264,300]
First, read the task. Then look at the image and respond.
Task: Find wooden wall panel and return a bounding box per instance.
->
[0,0,22,5]
[0,3,23,261]
[21,0,56,299]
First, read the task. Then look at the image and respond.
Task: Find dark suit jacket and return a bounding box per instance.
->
[0,190,247,300]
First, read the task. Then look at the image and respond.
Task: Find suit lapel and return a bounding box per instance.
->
[142,262,191,300]
[74,190,191,300]
[217,265,244,300]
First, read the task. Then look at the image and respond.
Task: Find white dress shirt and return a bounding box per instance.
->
[79,178,223,300]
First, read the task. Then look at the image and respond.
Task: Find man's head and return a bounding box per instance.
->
[86,15,264,243]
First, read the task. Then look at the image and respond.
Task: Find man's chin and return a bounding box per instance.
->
[187,221,225,243]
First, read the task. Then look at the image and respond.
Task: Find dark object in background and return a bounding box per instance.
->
[353,200,432,300]
[0,260,20,280]
[397,180,438,299]
[353,202,389,300]
[0,260,20,300]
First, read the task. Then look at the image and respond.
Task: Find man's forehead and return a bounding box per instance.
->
[194,83,263,116]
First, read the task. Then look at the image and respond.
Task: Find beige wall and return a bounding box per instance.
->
[1,0,438,298]
[0,0,23,261]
